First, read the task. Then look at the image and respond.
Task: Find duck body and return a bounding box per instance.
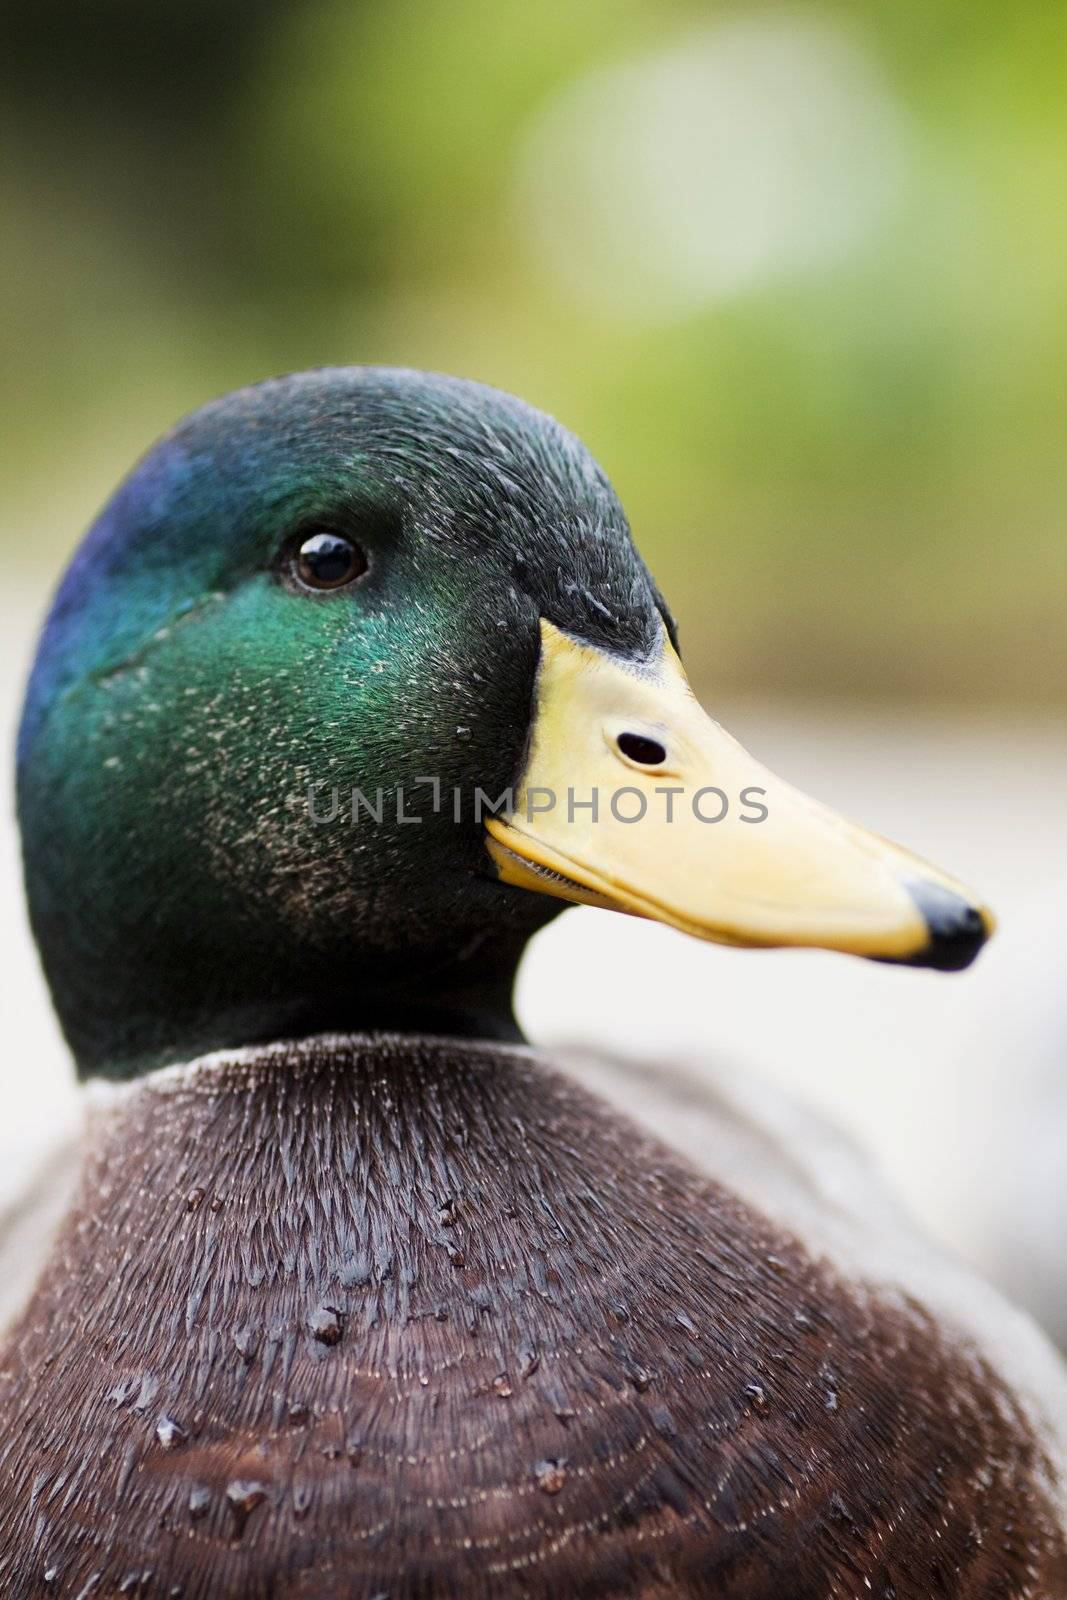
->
[5,368,1061,1596]
[2,1035,1066,1599]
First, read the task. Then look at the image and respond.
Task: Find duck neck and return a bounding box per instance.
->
[245,941,528,1050]
[61,924,529,1082]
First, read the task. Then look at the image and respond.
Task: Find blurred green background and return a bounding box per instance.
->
[4,0,1066,705]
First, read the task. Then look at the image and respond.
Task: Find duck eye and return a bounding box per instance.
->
[293,531,367,591]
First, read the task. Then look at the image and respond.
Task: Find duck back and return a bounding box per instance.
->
[0,1035,1063,1599]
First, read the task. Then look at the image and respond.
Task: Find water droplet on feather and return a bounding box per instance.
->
[308,1305,343,1346]
[226,1479,268,1538]
[155,1416,186,1449]
[534,1458,567,1495]
[188,1485,211,1521]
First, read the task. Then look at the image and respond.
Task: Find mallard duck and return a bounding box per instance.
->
[3,367,1064,1599]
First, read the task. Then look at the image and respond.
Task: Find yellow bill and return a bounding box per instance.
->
[486,620,994,970]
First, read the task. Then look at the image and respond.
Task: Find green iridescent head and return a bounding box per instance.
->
[17,368,670,1077]
[19,366,993,1080]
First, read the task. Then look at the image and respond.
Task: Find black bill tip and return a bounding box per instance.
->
[898,879,991,972]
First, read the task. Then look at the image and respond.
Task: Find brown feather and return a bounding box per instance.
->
[0,1037,1062,1598]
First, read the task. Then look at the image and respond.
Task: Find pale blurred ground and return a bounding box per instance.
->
[4,576,1064,1329]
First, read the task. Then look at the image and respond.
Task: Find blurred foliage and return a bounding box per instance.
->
[2,0,1066,704]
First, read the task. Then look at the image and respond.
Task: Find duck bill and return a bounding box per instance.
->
[485,620,994,969]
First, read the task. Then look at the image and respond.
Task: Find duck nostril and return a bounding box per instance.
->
[617,732,668,767]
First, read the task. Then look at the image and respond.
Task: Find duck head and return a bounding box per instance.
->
[18,368,993,1079]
